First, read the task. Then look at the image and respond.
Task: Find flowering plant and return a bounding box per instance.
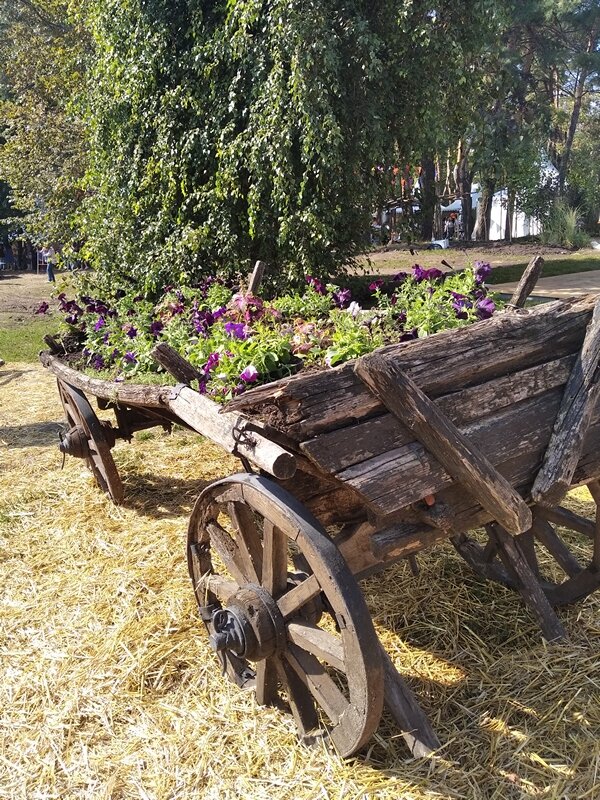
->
[54,262,500,402]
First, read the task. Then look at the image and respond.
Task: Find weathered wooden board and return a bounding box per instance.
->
[354,353,531,534]
[301,354,575,474]
[227,296,596,439]
[336,387,564,516]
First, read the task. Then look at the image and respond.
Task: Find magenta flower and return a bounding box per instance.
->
[35,301,49,315]
[369,279,384,292]
[94,317,106,331]
[240,365,259,383]
[413,265,444,282]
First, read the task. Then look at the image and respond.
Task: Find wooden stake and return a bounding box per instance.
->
[509,255,545,308]
[248,260,267,294]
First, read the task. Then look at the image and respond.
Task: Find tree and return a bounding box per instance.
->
[78,0,411,291]
[0,0,88,248]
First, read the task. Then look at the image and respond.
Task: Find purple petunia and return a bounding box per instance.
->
[476,297,495,319]
[392,271,408,283]
[124,351,137,364]
[204,352,220,372]
[91,354,105,370]
[305,275,326,295]
[35,301,49,315]
[224,321,249,340]
[126,326,138,339]
[333,288,352,308]
[399,328,419,342]
[240,365,259,383]
[369,279,384,292]
[149,320,164,337]
[94,317,106,332]
[474,261,492,285]
[413,265,444,283]
[450,291,472,320]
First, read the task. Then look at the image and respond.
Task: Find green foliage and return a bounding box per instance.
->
[78,0,403,291]
[540,200,590,249]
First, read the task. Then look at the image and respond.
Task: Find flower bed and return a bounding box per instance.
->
[48,262,498,402]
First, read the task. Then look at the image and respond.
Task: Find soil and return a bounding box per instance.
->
[0,269,67,327]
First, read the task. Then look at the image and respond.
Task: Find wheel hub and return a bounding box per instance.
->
[209,584,286,661]
[59,426,90,459]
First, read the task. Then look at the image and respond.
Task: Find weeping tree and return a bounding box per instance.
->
[79,0,409,291]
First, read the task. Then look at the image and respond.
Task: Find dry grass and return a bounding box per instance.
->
[1,363,600,799]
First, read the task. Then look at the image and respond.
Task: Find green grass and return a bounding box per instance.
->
[488,254,600,284]
[0,318,56,362]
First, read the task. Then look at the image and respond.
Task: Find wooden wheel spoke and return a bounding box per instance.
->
[284,644,348,725]
[286,622,345,672]
[227,501,262,583]
[532,517,582,577]
[277,574,321,620]
[262,519,289,597]
[255,656,279,706]
[276,656,319,735]
[206,522,248,586]
[204,574,238,605]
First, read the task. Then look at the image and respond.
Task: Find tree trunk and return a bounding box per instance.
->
[473,179,495,241]
[419,156,436,241]
[558,68,589,196]
[504,189,516,241]
[454,139,473,241]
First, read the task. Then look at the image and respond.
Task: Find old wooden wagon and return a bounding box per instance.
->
[40,276,600,758]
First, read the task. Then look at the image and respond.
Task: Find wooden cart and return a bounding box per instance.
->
[40,288,600,758]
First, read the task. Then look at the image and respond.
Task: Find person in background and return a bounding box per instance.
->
[41,245,56,282]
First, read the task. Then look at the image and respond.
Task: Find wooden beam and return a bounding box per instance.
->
[167,385,297,480]
[354,353,532,534]
[532,297,600,506]
[509,255,545,308]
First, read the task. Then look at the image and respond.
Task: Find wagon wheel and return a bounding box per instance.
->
[57,379,124,504]
[453,483,600,609]
[187,473,384,757]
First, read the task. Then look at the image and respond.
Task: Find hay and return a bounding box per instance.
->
[1,363,600,799]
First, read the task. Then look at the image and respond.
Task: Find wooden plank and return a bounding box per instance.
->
[227,296,595,438]
[167,385,297,480]
[380,647,440,758]
[354,353,532,534]
[337,387,564,517]
[532,298,600,506]
[531,515,581,577]
[301,355,575,474]
[509,255,545,308]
